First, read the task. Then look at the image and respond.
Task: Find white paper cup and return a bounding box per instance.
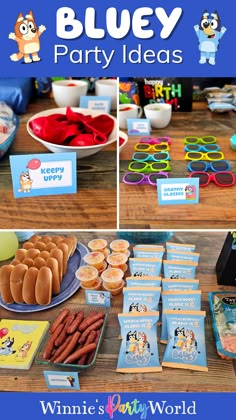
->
[95,79,118,110]
[119,104,143,129]
[144,103,172,129]
[52,80,89,107]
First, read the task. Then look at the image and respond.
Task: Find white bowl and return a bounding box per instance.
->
[52,80,89,107]
[119,131,128,151]
[27,107,117,159]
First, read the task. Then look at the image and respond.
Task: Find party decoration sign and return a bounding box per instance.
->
[44,371,80,390]
[80,96,111,113]
[10,153,77,198]
[85,290,111,307]
[127,119,150,136]
[157,178,199,205]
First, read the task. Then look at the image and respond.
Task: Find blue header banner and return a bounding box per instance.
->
[0,0,235,76]
[0,392,234,419]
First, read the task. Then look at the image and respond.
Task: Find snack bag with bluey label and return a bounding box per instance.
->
[166,250,200,263]
[166,242,196,252]
[162,279,199,291]
[123,287,161,313]
[163,260,198,279]
[161,290,201,343]
[162,310,208,372]
[133,247,165,260]
[117,312,161,373]
[129,258,162,277]
[126,276,162,288]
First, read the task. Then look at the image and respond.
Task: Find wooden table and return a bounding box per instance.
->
[0,98,117,229]
[0,231,236,392]
[120,102,236,229]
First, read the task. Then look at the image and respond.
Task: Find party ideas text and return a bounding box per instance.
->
[55,7,183,68]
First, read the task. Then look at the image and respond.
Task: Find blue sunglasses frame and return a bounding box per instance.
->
[187,160,231,172]
[132,151,171,162]
[184,144,221,153]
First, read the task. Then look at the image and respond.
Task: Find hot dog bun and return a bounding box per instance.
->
[34,241,46,251]
[40,236,52,244]
[22,267,38,304]
[15,248,27,262]
[22,258,35,268]
[50,248,63,281]
[35,266,52,305]
[39,251,50,261]
[11,259,21,266]
[46,257,60,295]
[26,248,40,260]
[45,242,57,252]
[57,243,69,275]
[34,256,46,270]
[51,236,64,245]
[29,234,41,243]
[22,241,35,250]
[61,238,74,257]
[0,265,14,303]
[10,263,28,304]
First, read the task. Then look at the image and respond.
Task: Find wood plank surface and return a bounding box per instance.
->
[0,98,117,229]
[120,102,236,229]
[0,231,235,392]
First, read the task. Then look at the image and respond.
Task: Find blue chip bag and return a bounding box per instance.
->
[133,247,165,260]
[166,242,196,252]
[163,260,198,279]
[162,279,199,291]
[123,287,161,313]
[129,258,162,277]
[117,312,161,372]
[161,291,201,343]
[126,276,162,288]
[166,250,200,263]
[162,310,208,372]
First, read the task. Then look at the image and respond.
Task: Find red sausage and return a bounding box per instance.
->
[64,343,97,364]
[63,313,76,330]
[50,335,72,362]
[67,311,84,334]
[79,319,104,345]
[77,330,97,365]
[78,312,105,332]
[87,330,101,365]
[49,308,70,334]
[44,323,64,359]
[53,331,81,363]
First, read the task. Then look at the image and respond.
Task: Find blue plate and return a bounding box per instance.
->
[0,242,88,313]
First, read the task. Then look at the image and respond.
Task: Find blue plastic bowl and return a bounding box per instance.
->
[0,115,19,159]
[117,231,174,245]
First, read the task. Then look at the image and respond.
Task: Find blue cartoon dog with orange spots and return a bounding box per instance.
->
[194,10,226,65]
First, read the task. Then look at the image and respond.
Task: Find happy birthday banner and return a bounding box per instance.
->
[0,0,235,76]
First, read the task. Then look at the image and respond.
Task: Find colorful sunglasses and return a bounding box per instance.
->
[135,143,170,152]
[128,160,171,173]
[188,160,231,173]
[189,171,235,187]
[123,171,168,186]
[184,136,216,145]
[185,151,224,161]
[184,144,221,153]
[139,136,171,145]
[132,151,170,162]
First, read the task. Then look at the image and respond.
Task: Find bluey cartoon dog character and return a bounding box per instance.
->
[173,327,185,349]
[18,171,33,193]
[9,10,46,63]
[136,332,149,356]
[126,330,137,353]
[0,337,16,356]
[194,10,226,65]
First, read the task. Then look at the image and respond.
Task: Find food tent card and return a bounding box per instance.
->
[80,96,111,113]
[10,153,77,198]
